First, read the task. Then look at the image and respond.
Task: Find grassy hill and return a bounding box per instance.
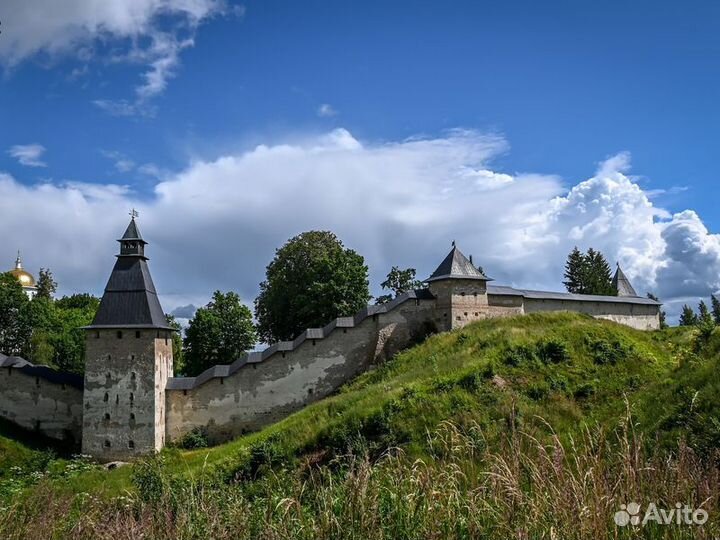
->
[2,312,720,539]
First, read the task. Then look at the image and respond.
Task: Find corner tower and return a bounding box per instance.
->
[426,243,492,331]
[82,215,174,461]
[612,264,638,297]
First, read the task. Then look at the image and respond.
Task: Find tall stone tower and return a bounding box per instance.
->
[426,244,492,331]
[82,216,174,461]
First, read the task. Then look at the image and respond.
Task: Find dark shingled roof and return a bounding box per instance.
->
[0,354,83,389]
[121,217,144,242]
[87,218,172,330]
[426,245,491,282]
[612,265,638,297]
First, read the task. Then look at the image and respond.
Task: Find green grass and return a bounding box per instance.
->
[45,312,691,495]
[6,312,720,538]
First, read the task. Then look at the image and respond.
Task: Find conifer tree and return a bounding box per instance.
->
[585,248,615,296]
[711,294,720,325]
[698,300,714,327]
[563,247,614,295]
[679,304,698,326]
[563,247,588,294]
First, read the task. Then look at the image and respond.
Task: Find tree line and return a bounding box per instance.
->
[678,296,720,328]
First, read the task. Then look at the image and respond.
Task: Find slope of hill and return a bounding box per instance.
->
[2,313,719,539]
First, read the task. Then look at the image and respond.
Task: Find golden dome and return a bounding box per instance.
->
[9,253,36,288]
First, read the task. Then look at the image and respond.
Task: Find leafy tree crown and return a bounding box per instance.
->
[254,231,370,343]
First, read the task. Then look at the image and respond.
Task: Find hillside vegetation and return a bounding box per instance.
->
[2,312,720,539]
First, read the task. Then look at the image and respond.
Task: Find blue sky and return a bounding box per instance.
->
[1,0,719,320]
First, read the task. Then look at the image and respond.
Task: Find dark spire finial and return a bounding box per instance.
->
[451,240,456,247]
[129,208,139,220]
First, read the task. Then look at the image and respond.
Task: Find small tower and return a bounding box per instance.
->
[82,215,174,461]
[612,264,638,297]
[425,243,492,331]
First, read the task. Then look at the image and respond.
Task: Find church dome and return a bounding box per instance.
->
[8,253,36,288]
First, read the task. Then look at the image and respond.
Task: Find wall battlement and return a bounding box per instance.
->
[167,289,435,391]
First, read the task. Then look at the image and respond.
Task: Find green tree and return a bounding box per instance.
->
[183,291,256,377]
[35,268,57,300]
[23,297,57,363]
[646,293,667,329]
[679,304,698,326]
[165,314,184,376]
[711,294,720,325]
[0,273,32,355]
[376,266,422,304]
[24,294,99,373]
[585,248,615,296]
[254,231,371,343]
[563,247,587,294]
[51,296,98,373]
[563,247,615,295]
[55,293,100,311]
[698,300,714,327]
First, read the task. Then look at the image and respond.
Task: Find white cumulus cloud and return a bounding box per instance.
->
[0,129,718,322]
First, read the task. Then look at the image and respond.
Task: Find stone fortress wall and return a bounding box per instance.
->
[0,228,661,458]
[162,279,659,444]
[0,354,83,442]
[165,291,436,443]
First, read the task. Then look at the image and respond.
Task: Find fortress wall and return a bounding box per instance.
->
[165,298,435,444]
[0,366,83,443]
[523,298,660,330]
[485,294,525,319]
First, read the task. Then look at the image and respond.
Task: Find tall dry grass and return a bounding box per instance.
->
[2,409,718,539]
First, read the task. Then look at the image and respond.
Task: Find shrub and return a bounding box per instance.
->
[526,382,550,401]
[574,380,597,399]
[175,427,209,449]
[132,454,170,504]
[588,338,628,365]
[536,339,570,364]
[547,374,569,392]
[502,344,537,367]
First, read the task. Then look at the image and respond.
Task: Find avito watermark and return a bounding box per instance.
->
[614,502,708,527]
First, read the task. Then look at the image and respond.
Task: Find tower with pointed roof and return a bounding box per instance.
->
[612,264,638,297]
[82,216,174,460]
[425,243,493,331]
